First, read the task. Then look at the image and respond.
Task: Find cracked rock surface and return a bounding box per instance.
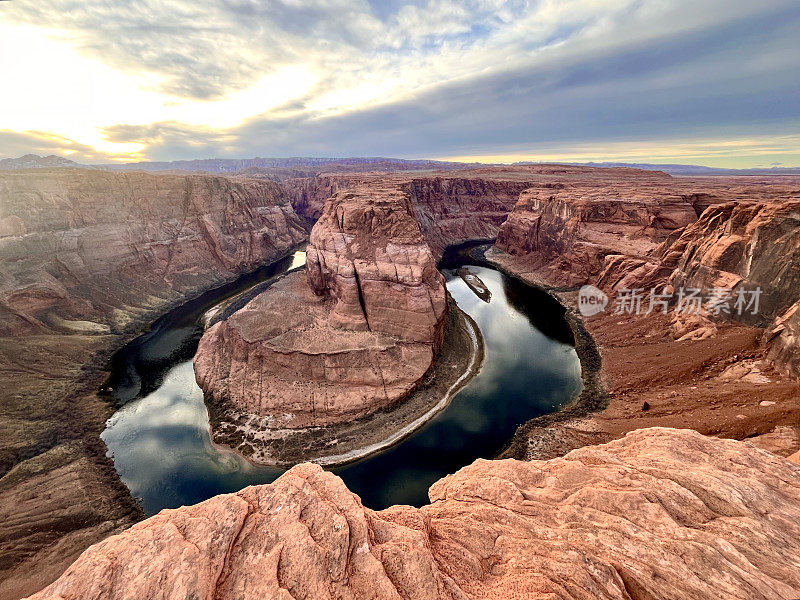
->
[27,428,800,600]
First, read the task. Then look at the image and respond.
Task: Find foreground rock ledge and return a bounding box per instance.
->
[27,428,800,600]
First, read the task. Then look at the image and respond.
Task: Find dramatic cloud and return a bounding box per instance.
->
[1,0,798,166]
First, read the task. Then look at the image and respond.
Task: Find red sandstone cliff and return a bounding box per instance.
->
[0,169,309,335]
[404,177,531,256]
[495,177,703,286]
[194,185,447,429]
[26,428,800,600]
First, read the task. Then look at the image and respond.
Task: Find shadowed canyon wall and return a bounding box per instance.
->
[0,170,309,335]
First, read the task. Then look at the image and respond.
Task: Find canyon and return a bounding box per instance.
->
[0,169,308,599]
[488,173,800,462]
[1,163,799,599]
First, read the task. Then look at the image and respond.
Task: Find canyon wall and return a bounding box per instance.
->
[0,168,310,599]
[404,177,531,256]
[594,199,800,372]
[769,301,800,379]
[658,200,800,325]
[194,186,447,429]
[284,175,354,221]
[26,428,800,600]
[495,177,704,286]
[493,174,800,376]
[287,173,533,257]
[0,169,310,335]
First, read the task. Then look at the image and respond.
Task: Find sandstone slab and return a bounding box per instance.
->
[26,428,800,600]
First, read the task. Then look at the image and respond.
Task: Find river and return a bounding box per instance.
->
[101,248,582,514]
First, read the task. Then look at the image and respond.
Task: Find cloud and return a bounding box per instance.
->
[0,0,799,166]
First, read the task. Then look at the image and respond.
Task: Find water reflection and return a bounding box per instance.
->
[102,257,582,514]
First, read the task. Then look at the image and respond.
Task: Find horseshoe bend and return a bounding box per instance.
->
[0,162,799,599]
[2,5,800,595]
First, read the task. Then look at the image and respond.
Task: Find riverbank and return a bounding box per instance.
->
[205,294,484,467]
[0,244,308,600]
[484,246,800,461]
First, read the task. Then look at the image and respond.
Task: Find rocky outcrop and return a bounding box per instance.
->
[305,187,447,342]
[0,169,309,335]
[194,186,447,429]
[27,428,800,600]
[768,301,800,378]
[595,199,800,372]
[493,171,800,374]
[660,200,800,325]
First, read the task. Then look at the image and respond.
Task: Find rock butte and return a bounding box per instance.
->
[194,187,447,427]
[25,429,800,600]
[2,164,800,598]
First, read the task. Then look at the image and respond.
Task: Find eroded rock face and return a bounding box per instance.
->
[768,301,800,378]
[305,187,447,342]
[286,173,533,257]
[0,168,313,597]
[194,186,447,428]
[284,175,354,221]
[595,199,800,373]
[495,177,702,286]
[405,177,532,256]
[27,428,800,600]
[662,200,800,325]
[0,169,309,334]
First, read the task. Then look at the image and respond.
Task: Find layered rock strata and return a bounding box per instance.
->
[286,172,535,255]
[594,199,800,370]
[404,177,532,256]
[0,168,310,599]
[195,187,447,428]
[0,169,309,335]
[27,428,800,600]
[496,177,705,286]
[489,175,800,465]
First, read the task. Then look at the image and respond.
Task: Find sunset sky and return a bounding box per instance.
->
[1,0,798,166]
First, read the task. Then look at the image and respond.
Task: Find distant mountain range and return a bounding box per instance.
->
[0,154,92,170]
[1,154,798,176]
[97,156,481,173]
[515,161,800,176]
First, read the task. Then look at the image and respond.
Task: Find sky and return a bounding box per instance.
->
[0,0,798,167]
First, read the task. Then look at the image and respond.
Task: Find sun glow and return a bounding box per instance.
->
[0,24,317,159]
